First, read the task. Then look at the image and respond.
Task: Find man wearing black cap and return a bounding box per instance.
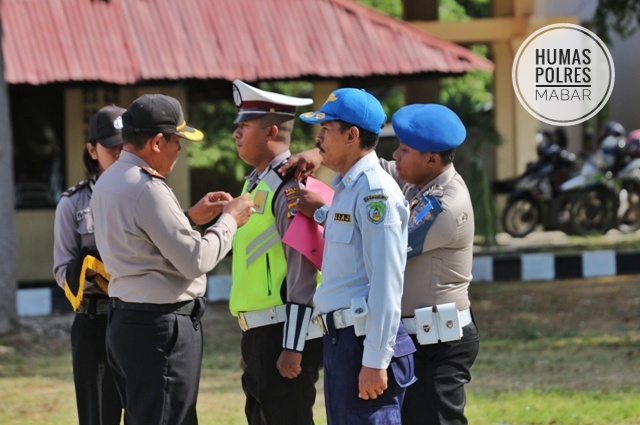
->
[229,80,323,425]
[53,104,126,425]
[91,94,254,425]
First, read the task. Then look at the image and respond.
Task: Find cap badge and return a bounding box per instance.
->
[113,116,123,130]
[232,84,242,107]
[327,93,338,102]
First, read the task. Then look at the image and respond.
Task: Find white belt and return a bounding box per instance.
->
[238,305,287,331]
[313,308,355,334]
[238,305,324,340]
[402,307,472,335]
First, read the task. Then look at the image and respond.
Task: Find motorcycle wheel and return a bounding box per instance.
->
[618,180,640,234]
[502,194,540,238]
[570,186,617,236]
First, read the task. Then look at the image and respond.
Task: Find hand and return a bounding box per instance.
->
[188,191,233,225]
[239,356,247,371]
[279,148,323,181]
[297,190,326,218]
[358,366,387,400]
[276,350,303,379]
[223,193,254,227]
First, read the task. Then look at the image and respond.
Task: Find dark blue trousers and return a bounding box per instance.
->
[323,324,416,425]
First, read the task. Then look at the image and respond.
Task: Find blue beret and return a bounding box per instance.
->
[392,104,466,152]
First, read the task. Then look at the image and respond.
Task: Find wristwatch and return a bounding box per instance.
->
[313,205,330,225]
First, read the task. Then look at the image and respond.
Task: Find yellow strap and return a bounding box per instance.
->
[63,255,111,311]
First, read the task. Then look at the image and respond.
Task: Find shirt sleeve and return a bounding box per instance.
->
[52,196,80,289]
[357,188,407,369]
[274,179,318,306]
[136,181,236,280]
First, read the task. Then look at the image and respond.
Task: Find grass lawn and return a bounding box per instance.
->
[1,276,639,424]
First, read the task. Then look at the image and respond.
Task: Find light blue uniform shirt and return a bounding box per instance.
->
[314,151,409,369]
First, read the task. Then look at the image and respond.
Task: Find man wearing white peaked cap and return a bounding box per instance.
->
[228,80,324,425]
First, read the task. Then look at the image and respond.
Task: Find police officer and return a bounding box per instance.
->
[298,88,416,425]
[230,80,323,425]
[284,103,479,425]
[53,105,126,425]
[391,104,479,425]
[90,94,253,425]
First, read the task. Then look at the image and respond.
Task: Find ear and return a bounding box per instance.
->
[149,133,164,153]
[267,124,279,140]
[346,126,359,144]
[86,142,98,160]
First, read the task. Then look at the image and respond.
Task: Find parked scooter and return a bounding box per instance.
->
[500,130,578,237]
[559,123,640,235]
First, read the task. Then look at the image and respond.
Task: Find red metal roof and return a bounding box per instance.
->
[1,0,493,85]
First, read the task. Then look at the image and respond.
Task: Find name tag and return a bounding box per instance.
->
[334,213,351,222]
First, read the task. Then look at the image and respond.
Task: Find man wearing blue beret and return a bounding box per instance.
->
[388,104,479,425]
[284,102,479,425]
[297,88,416,425]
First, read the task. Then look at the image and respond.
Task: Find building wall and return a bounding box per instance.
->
[17,85,192,284]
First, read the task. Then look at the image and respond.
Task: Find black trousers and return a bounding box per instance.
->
[71,312,124,425]
[401,322,480,425]
[241,323,323,425]
[106,309,203,425]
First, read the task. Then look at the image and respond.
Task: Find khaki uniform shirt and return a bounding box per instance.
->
[380,159,474,315]
[90,151,237,304]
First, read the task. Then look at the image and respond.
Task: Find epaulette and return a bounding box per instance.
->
[141,166,166,180]
[61,180,91,198]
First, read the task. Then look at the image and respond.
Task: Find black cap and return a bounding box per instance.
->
[88,105,126,148]
[122,94,204,141]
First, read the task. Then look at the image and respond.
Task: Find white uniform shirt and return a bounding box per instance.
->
[314,151,409,369]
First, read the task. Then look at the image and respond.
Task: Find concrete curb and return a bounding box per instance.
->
[17,245,640,317]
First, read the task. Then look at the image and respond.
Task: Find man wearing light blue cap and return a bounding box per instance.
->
[390,104,479,425]
[284,102,479,425]
[298,88,416,425]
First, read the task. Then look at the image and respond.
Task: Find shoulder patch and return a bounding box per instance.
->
[61,180,90,197]
[284,186,300,219]
[141,167,166,180]
[366,199,387,224]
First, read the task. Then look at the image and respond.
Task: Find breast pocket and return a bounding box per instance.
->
[76,210,95,236]
[324,224,356,275]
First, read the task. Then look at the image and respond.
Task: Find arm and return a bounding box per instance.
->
[138,183,252,280]
[274,180,319,378]
[52,196,80,289]
[279,148,323,181]
[356,188,408,398]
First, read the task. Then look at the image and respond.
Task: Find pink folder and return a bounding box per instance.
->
[282,176,334,269]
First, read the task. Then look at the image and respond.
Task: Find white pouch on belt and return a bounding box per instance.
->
[414,302,463,345]
[351,297,368,336]
[435,302,463,342]
[414,306,439,345]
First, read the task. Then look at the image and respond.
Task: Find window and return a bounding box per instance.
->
[12,86,65,209]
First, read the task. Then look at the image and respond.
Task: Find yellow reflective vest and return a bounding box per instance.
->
[230,171,288,316]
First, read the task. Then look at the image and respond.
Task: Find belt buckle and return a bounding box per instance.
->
[238,312,250,331]
[312,314,328,335]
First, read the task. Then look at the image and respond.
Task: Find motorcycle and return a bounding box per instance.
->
[500,130,578,238]
[559,126,640,236]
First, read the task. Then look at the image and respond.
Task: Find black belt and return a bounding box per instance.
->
[76,296,110,315]
[110,297,204,316]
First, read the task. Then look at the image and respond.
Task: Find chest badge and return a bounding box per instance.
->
[252,190,269,214]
